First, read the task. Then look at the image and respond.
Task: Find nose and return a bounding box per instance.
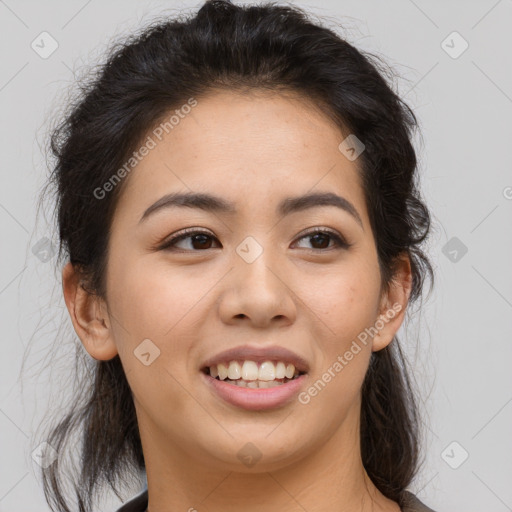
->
[217,250,297,328]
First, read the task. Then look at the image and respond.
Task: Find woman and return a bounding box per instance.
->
[37,1,436,511]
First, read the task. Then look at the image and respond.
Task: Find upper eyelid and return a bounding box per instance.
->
[166,225,343,239]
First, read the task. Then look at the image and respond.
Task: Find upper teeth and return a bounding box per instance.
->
[209,360,299,381]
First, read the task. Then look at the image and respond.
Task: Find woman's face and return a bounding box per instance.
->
[66,89,410,474]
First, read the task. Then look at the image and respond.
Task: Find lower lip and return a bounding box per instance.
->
[201,371,308,411]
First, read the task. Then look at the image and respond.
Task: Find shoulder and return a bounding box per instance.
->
[401,490,438,512]
[113,487,148,512]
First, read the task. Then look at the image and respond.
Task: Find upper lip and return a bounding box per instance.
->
[201,345,310,373]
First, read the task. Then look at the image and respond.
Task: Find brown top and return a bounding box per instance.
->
[115,488,437,511]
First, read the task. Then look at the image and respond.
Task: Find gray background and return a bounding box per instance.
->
[1,0,511,511]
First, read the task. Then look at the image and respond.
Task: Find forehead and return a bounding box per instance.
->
[114,89,367,226]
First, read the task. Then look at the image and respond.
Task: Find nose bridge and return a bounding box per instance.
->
[234,233,282,296]
[219,232,296,325]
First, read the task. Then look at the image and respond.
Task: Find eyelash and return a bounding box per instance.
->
[158,227,352,253]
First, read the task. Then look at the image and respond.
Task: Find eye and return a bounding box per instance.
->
[293,228,351,251]
[159,228,220,252]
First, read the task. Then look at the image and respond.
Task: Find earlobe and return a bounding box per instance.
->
[371,253,412,352]
[61,261,118,361]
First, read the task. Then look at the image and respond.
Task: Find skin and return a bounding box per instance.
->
[62,89,411,512]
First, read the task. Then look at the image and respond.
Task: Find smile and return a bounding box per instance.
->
[201,360,308,411]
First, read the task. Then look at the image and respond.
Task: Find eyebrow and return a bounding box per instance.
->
[139,191,363,229]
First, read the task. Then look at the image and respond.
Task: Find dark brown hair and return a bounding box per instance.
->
[35,1,434,510]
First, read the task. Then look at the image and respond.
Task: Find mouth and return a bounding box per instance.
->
[200,362,308,411]
[201,360,307,389]
[199,346,310,410]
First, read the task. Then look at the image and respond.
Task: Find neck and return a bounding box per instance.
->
[138,409,400,512]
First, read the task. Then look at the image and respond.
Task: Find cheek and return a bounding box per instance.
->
[105,259,186,369]
[106,260,206,416]
[106,256,217,374]
[108,256,197,333]
[302,260,381,343]
[298,267,379,421]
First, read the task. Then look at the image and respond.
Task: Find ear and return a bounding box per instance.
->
[371,253,412,352]
[62,261,118,360]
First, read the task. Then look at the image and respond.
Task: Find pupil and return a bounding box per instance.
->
[192,234,211,249]
[311,233,329,249]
